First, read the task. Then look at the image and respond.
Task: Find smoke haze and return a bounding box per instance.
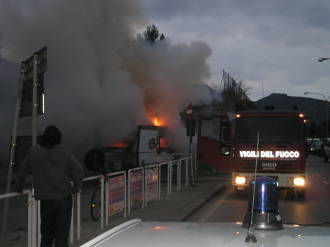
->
[0,0,214,162]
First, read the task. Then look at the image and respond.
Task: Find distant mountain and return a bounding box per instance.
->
[255,93,329,124]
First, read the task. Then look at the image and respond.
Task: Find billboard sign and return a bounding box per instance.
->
[108,175,125,216]
[146,167,158,203]
[130,170,143,209]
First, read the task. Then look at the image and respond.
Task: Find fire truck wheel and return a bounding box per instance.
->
[295,189,306,200]
[234,188,247,198]
[285,188,294,199]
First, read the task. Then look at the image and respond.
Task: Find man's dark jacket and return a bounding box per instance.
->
[14,145,84,200]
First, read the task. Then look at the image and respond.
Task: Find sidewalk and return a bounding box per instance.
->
[1,172,230,247]
[75,173,229,246]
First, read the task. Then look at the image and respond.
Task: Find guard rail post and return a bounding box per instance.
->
[185,158,189,187]
[194,152,198,174]
[27,191,32,247]
[176,160,181,192]
[169,161,173,194]
[190,155,195,185]
[167,161,172,196]
[168,161,171,195]
[142,168,145,208]
[69,194,75,244]
[31,189,38,247]
[105,176,109,227]
[124,172,127,218]
[127,170,131,216]
[77,192,81,241]
[100,176,105,229]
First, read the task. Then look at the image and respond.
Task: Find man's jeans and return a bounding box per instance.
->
[40,195,72,247]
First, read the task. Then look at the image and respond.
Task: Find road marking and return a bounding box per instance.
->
[193,187,233,222]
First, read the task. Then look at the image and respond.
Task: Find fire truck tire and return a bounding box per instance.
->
[295,189,306,200]
[234,188,247,197]
[285,188,294,199]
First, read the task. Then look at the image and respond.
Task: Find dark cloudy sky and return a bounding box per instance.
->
[142,0,330,100]
[0,0,329,163]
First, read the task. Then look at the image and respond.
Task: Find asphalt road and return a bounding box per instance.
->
[186,155,330,225]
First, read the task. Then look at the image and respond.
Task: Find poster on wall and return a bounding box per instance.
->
[146,167,158,202]
[130,170,143,209]
[108,175,125,217]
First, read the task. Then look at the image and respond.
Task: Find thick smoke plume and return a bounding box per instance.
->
[0,0,213,162]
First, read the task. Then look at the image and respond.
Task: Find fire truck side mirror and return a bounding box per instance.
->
[221,145,231,155]
[220,120,231,155]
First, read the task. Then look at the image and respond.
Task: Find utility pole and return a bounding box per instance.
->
[1,47,47,241]
[186,103,193,154]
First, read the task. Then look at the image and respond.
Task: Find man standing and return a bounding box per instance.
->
[14,125,84,247]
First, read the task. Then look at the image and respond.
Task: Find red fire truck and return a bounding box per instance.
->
[197,110,307,197]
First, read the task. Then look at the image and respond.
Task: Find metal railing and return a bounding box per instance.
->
[0,190,36,247]
[158,161,171,197]
[0,154,195,246]
[76,175,104,242]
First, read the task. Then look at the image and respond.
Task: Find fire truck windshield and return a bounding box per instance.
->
[235,116,304,144]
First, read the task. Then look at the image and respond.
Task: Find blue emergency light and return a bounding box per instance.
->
[243,176,283,230]
[248,177,277,213]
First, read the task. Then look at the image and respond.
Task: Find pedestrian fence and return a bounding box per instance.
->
[0,190,37,247]
[0,154,195,246]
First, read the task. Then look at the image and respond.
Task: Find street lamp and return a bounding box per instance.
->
[304,92,330,138]
[318,58,330,62]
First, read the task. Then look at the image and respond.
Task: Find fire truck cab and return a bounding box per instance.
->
[232,111,307,197]
[197,110,307,198]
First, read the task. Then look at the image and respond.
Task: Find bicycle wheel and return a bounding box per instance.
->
[90,186,101,221]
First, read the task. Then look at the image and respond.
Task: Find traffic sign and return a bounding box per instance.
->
[21,75,44,101]
[19,46,47,117]
[22,46,47,80]
[186,103,193,119]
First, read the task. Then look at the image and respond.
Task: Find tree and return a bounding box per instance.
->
[159,33,165,41]
[143,24,165,44]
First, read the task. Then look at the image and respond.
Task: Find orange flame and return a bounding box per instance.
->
[144,103,165,127]
[160,137,168,148]
[111,141,129,148]
[152,117,164,127]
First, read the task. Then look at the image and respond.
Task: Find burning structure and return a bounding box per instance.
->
[84,122,172,173]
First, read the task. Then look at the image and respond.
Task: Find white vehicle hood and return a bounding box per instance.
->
[81,219,330,247]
